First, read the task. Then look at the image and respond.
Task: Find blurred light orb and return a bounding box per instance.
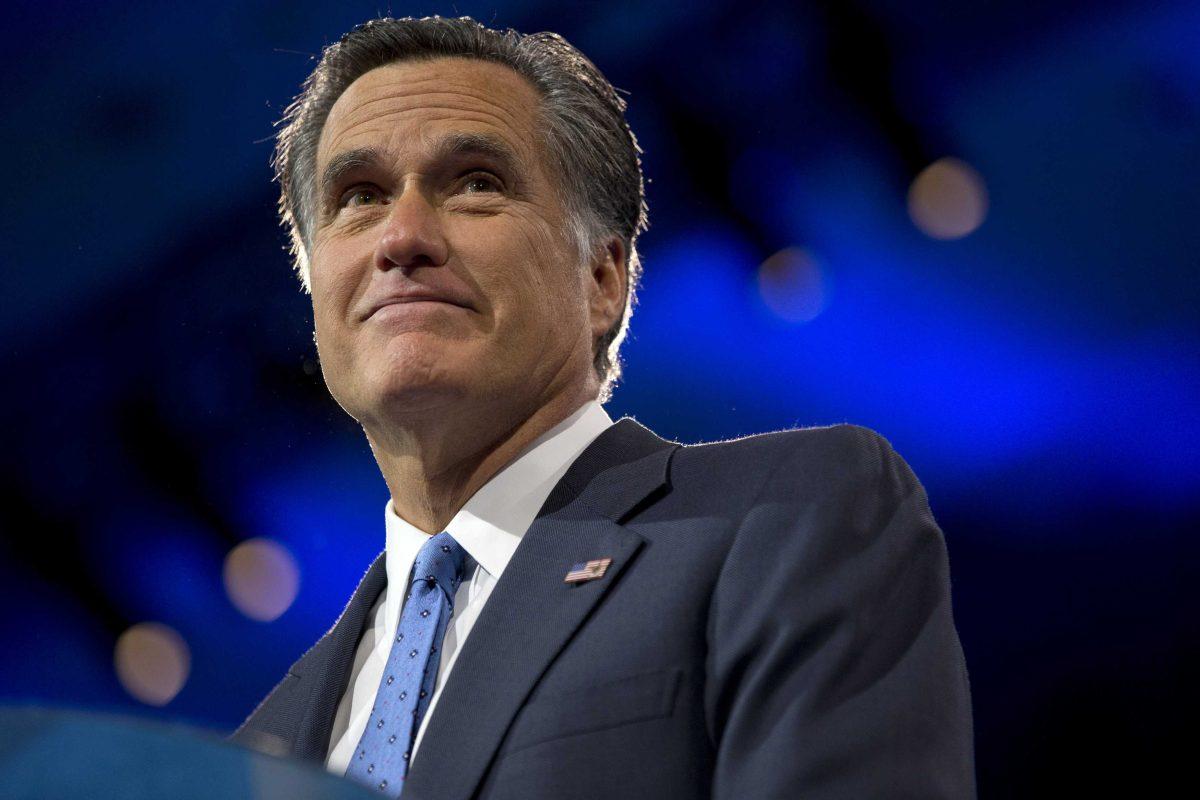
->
[907,157,989,240]
[114,622,191,706]
[757,247,829,322]
[223,537,300,622]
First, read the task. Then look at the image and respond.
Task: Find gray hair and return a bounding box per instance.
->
[272,15,648,402]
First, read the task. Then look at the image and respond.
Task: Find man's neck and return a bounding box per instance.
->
[365,386,596,534]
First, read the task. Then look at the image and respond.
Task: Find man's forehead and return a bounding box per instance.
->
[316,58,543,169]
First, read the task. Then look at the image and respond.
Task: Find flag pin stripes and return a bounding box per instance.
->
[564,557,613,584]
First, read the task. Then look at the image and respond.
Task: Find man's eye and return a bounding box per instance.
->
[462,174,501,193]
[341,188,383,207]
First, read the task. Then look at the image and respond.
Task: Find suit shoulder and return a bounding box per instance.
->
[674,421,897,482]
[666,423,924,532]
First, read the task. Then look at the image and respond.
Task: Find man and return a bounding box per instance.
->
[231,15,976,799]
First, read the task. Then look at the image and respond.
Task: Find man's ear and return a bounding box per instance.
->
[588,235,628,341]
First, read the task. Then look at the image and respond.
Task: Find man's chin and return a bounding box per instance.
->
[364,375,476,420]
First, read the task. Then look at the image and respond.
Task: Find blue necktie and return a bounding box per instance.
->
[344,531,467,796]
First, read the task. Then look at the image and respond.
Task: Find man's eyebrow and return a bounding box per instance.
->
[431,131,522,174]
[318,147,386,205]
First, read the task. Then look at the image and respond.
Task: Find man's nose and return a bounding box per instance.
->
[372,187,449,271]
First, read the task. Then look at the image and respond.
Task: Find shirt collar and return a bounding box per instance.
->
[383,400,614,622]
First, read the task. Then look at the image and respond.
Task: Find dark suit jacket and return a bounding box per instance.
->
[231,417,976,798]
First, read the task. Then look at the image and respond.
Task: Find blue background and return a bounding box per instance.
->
[1,1,1194,795]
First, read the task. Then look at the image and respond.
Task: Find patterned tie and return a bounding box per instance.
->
[344,531,467,796]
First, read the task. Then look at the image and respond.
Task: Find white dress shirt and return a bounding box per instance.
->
[324,400,614,775]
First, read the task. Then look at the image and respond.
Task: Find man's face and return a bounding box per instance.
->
[309,58,597,430]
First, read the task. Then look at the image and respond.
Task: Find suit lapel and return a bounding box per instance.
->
[289,550,389,762]
[403,417,678,800]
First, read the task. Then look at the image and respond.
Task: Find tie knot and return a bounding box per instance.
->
[412,531,468,604]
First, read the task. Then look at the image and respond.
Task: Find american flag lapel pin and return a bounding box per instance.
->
[564,557,613,584]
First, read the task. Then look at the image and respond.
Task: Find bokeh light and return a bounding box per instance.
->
[907,157,989,240]
[114,622,191,706]
[756,246,830,322]
[223,538,301,622]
